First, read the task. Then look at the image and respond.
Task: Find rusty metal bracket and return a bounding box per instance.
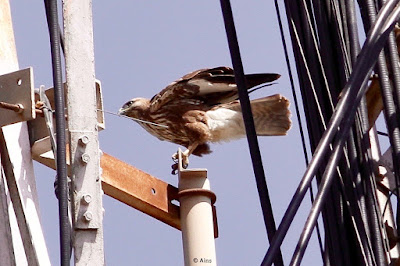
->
[32,150,182,230]
[101,153,181,229]
[0,68,35,127]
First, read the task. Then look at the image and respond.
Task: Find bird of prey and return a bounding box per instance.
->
[118,66,291,172]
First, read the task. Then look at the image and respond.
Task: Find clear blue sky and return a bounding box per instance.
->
[12,1,323,265]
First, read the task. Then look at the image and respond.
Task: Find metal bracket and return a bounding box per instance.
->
[28,80,104,168]
[0,68,35,127]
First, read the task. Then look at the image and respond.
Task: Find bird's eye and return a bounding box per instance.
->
[122,100,134,109]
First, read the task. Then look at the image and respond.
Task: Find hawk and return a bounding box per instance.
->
[118,67,291,172]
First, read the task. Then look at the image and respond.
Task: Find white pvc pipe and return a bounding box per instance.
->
[178,163,217,266]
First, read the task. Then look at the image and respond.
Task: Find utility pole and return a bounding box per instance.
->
[63,0,105,264]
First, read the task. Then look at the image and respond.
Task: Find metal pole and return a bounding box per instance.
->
[0,1,51,265]
[177,150,217,266]
[63,0,105,265]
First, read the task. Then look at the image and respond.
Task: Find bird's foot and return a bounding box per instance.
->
[171,150,190,166]
[171,150,189,175]
[171,163,179,175]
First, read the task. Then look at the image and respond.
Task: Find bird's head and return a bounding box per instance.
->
[118,98,150,118]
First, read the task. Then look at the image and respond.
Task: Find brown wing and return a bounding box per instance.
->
[149,67,280,113]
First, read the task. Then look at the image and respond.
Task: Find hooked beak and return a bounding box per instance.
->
[117,108,126,116]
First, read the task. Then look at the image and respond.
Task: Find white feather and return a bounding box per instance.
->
[206,108,245,142]
[188,79,236,94]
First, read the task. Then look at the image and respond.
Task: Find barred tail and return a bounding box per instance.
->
[252,94,291,135]
[227,94,291,136]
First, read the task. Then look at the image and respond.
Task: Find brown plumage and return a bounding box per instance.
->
[118,66,291,169]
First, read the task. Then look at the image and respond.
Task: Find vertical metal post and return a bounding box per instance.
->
[0,0,51,265]
[63,0,105,265]
[0,3,20,264]
[177,150,217,266]
[0,161,15,266]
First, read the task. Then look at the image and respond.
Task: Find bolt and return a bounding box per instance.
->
[79,135,90,145]
[0,102,24,113]
[16,104,24,114]
[81,153,90,163]
[83,211,93,222]
[82,194,92,204]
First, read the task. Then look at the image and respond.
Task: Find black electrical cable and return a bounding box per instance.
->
[377,131,389,136]
[365,166,388,266]
[287,1,326,157]
[346,1,377,264]
[300,0,333,106]
[44,0,65,53]
[283,1,344,263]
[273,0,325,258]
[358,2,392,262]
[346,1,361,64]
[369,0,400,242]
[378,0,400,238]
[340,134,376,265]
[290,133,347,265]
[313,0,349,100]
[44,0,71,265]
[282,0,351,264]
[291,115,380,265]
[385,33,400,118]
[317,2,355,264]
[218,1,284,265]
[308,3,352,263]
[360,2,400,264]
[262,1,400,264]
[374,54,400,265]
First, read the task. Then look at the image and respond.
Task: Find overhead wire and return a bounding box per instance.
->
[280,1,358,263]
[368,0,400,242]
[378,0,400,238]
[273,0,325,258]
[98,109,169,128]
[262,0,400,264]
[219,0,284,265]
[296,3,373,262]
[345,0,378,264]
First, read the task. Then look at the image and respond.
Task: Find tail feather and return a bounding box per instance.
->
[227,94,291,136]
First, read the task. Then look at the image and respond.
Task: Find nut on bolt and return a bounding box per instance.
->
[83,211,93,222]
[82,194,92,204]
[81,153,90,163]
[79,135,90,145]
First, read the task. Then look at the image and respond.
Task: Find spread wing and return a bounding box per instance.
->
[149,66,280,113]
